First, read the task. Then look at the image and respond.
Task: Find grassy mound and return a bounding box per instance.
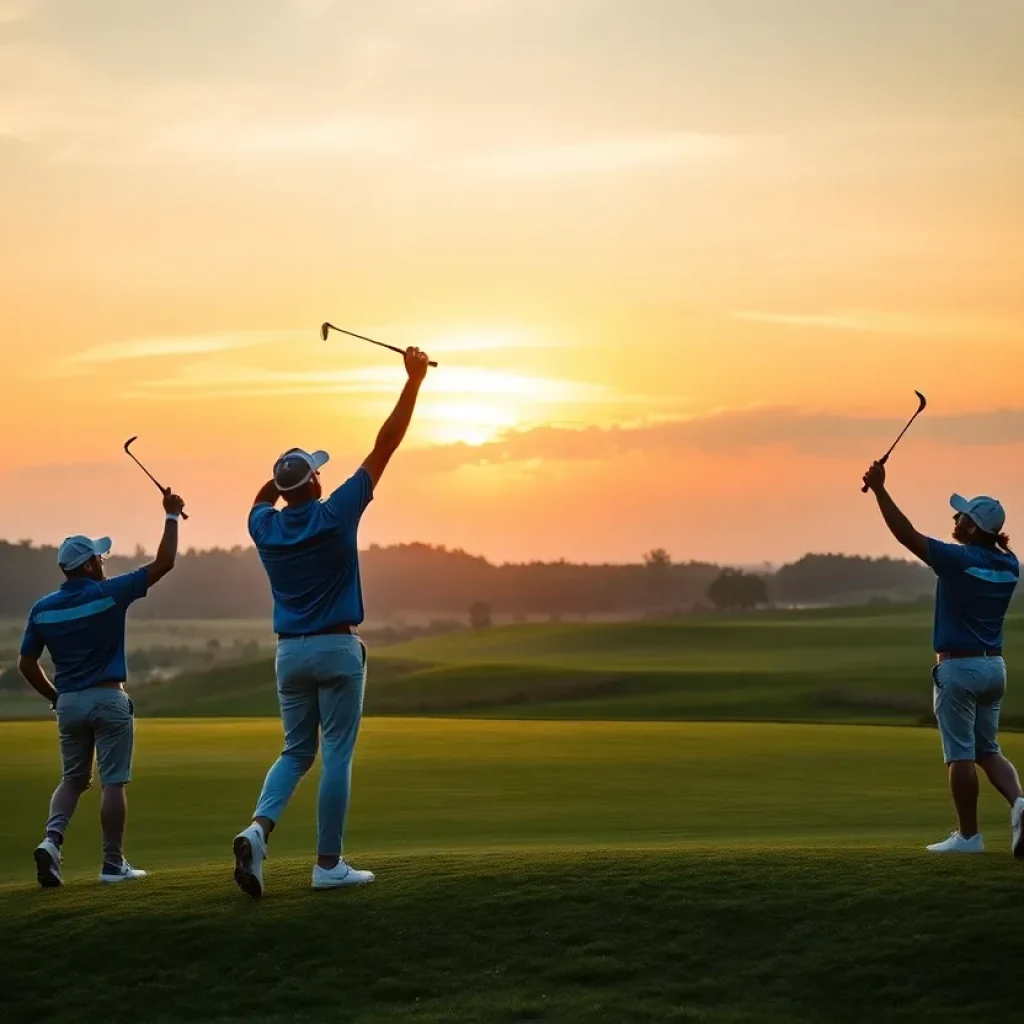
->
[4,718,1024,1021]
[4,850,1024,1023]
[121,605,1024,724]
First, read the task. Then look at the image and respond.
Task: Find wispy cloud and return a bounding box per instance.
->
[62,331,296,367]
[152,111,413,160]
[289,0,335,19]
[467,132,738,179]
[734,311,894,333]
[123,363,607,402]
[0,0,36,28]
[353,325,560,354]
[733,310,1014,338]
[0,46,418,163]
[400,405,1024,471]
[56,325,558,386]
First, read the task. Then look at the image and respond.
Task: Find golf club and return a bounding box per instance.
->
[861,390,927,493]
[123,437,189,519]
[321,322,438,367]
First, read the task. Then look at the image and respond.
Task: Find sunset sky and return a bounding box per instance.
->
[2,0,1023,564]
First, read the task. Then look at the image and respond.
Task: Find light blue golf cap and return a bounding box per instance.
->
[57,535,112,571]
[951,494,1006,535]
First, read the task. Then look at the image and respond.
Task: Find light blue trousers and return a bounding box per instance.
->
[253,634,366,856]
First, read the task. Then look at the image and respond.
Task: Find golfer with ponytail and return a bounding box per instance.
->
[864,461,1024,856]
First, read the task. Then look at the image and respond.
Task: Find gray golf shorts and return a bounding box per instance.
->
[55,686,135,786]
[932,656,1006,764]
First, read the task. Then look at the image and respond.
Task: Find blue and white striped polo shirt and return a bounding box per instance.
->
[20,569,149,693]
[926,539,1019,653]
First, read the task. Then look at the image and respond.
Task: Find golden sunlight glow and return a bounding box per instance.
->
[2,1,1023,562]
[416,401,520,447]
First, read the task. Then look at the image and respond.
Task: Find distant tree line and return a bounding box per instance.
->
[0,540,934,622]
[768,554,932,604]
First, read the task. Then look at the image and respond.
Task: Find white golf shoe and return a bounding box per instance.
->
[99,860,148,883]
[1012,798,1024,859]
[926,831,985,854]
[311,860,375,890]
[233,823,267,899]
[34,838,62,888]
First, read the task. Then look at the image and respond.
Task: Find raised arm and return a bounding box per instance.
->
[143,490,186,587]
[252,480,280,509]
[361,347,430,488]
[863,461,929,563]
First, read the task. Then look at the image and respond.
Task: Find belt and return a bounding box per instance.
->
[936,649,1002,662]
[277,624,358,641]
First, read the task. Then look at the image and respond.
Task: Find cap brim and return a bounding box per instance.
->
[92,537,112,558]
[310,450,330,470]
[950,494,971,515]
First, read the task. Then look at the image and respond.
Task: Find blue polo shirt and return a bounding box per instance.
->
[249,468,373,635]
[926,539,1019,653]
[20,569,150,693]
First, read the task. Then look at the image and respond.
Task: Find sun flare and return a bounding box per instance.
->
[417,401,519,447]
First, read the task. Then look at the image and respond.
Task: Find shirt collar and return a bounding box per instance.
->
[60,577,94,590]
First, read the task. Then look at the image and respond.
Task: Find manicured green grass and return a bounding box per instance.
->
[107,604,1024,724]
[2,718,1020,881]
[3,718,1024,1022]
[5,849,1024,1023]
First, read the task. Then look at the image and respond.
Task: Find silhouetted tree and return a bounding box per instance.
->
[469,601,493,629]
[643,548,672,569]
[643,548,672,609]
[707,569,769,611]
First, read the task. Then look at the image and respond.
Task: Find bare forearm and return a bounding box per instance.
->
[375,379,423,454]
[19,657,57,705]
[874,486,928,560]
[145,517,179,585]
[155,518,178,569]
[362,350,430,486]
[253,480,280,507]
[875,487,914,541]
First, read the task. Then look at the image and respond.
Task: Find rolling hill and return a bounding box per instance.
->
[120,604,1024,726]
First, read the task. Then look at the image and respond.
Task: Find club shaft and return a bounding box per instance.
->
[127,452,165,492]
[325,324,438,367]
[880,410,923,460]
[125,449,190,519]
[861,406,926,492]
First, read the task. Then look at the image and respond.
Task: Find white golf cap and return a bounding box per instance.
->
[951,494,1006,535]
[57,535,112,571]
[273,448,330,492]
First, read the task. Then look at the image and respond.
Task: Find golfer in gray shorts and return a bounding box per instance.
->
[19,488,185,887]
[864,460,1024,856]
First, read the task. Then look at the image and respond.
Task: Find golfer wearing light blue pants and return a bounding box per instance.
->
[232,344,431,897]
[254,634,366,858]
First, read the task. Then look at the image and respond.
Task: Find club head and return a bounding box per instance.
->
[914,390,927,412]
[123,436,138,453]
[320,322,331,341]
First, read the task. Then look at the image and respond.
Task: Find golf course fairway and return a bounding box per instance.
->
[3,718,1024,1022]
